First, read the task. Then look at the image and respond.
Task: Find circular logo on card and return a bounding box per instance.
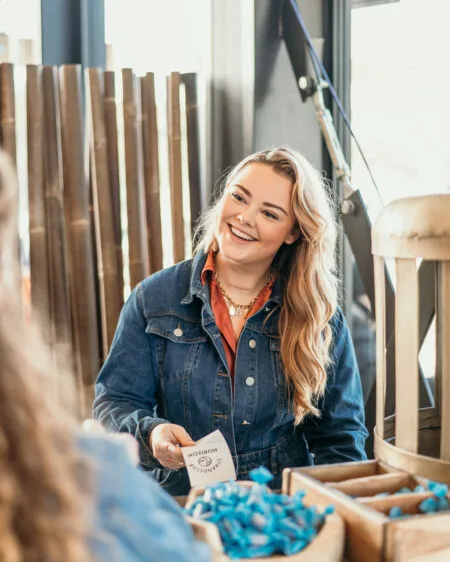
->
[198,455,213,467]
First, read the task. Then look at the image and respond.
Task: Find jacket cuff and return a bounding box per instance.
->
[136,417,170,469]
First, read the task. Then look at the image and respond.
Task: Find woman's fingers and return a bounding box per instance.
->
[150,424,195,470]
[167,443,185,466]
[171,426,196,447]
[156,441,185,470]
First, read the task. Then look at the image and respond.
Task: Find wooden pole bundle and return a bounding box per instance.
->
[141,72,163,273]
[104,71,124,290]
[122,68,149,288]
[182,73,202,239]
[86,68,123,353]
[26,65,50,331]
[166,72,185,264]
[58,65,100,394]
[41,66,73,364]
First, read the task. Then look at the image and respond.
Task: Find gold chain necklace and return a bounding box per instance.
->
[214,270,272,318]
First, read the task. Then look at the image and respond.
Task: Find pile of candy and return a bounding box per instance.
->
[378,480,450,518]
[185,466,334,559]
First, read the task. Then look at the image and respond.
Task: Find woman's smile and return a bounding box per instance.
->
[228,223,257,242]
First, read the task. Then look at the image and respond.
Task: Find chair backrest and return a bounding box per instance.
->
[372,194,450,482]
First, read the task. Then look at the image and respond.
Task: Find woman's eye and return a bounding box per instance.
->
[232,192,245,203]
[263,210,279,220]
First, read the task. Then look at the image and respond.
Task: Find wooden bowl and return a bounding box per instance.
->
[185,482,345,562]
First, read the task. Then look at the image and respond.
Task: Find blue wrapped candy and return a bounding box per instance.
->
[387,478,450,519]
[185,465,334,559]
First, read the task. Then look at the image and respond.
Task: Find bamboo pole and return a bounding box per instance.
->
[87,67,123,353]
[166,72,185,264]
[182,73,202,239]
[88,160,104,376]
[141,72,163,273]
[26,65,50,331]
[0,63,20,298]
[0,152,21,306]
[42,66,73,367]
[139,76,153,271]
[122,68,148,288]
[0,63,17,166]
[104,71,124,291]
[59,65,100,392]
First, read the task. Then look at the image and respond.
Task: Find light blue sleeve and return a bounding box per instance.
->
[78,434,211,562]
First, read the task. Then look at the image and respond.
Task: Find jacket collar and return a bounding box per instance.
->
[181,251,208,305]
[181,251,282,306]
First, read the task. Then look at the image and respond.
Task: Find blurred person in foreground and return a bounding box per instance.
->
[0,151,210,562]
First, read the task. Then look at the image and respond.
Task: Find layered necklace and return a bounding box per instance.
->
[214,269,273,318]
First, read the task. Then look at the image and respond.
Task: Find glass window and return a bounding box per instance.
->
[351,0,450,224]
[351,0,450,387]
[0,0,41,65]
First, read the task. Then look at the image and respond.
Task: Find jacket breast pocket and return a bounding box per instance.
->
[145,315,207,382]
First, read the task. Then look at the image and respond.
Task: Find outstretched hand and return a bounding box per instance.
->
[150,423,195,470]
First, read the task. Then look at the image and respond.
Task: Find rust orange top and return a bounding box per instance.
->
[201,250,274,389]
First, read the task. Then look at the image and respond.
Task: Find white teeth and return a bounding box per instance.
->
[230,225,256,241]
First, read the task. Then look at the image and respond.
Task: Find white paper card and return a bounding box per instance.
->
[181,430,236,488]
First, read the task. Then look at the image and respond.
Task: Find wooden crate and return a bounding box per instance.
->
[185,482,345,562]
[282,461,450,562]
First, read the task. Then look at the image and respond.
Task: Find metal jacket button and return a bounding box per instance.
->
[174,327,183,337]
[245,377,255,387]
[248,339,257,349]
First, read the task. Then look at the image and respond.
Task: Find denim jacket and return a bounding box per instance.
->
[93,252,368,495]
[78,433,210,562]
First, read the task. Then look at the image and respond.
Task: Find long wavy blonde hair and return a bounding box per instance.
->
[0,152,90,562]
[195,147,338,423]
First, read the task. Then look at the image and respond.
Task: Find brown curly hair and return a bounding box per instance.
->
[0,152,91,562]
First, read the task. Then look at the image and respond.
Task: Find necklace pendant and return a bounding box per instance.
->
[235,307,243,317]
[229,305,236,317]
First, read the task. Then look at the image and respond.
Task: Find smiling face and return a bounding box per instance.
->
[214,162,298,270]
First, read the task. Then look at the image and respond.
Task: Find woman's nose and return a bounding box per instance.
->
[237,208,256,226]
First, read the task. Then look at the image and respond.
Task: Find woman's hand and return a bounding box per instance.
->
[150,423,195,470]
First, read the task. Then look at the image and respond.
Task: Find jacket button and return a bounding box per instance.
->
[174,328,183,337]
[248,339,257,349]
[245,377,255,387]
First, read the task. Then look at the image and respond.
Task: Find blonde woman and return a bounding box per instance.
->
[94,147,368,496]
[0,152,210,562]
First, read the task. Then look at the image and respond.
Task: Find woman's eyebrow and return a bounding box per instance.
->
[234,183,288,216]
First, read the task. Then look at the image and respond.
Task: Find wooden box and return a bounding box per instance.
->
[185,482,345,562]
[282,461,450,562]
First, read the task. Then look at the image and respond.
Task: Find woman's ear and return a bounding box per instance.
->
[284,226,301,246]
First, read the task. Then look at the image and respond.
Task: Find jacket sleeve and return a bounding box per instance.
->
[299,307,369,464]
[80,434,211,562]
[93,282,169,470]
